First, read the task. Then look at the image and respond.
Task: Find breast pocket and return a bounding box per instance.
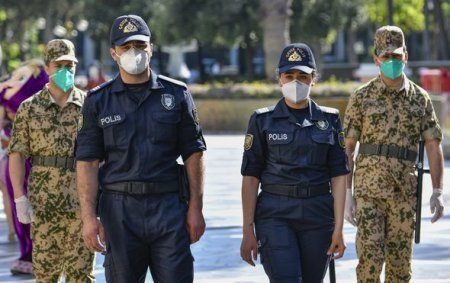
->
[363,103,387,137]
[150,111,181,144]
[29,114,54,148]
[98,113,127,148]
[309,129,335,165]
[266,132,297,164]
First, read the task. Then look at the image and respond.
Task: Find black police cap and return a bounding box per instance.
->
[110,15,151,46]
[277,43,316,75]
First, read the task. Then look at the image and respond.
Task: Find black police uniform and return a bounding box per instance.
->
[241,98,349,283]
[76,71,206,283]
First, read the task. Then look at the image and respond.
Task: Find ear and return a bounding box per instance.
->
[110,47,118,61]
[44,64,51,76]
[373,54,380,67]
[404,51,408,64]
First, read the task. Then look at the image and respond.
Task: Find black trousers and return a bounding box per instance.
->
[255,191,334,283]
[99,191,193,283]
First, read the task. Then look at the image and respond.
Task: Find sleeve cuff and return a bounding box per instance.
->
[344,128,360,140]
[8,143,30,159]
[422,126,443,141]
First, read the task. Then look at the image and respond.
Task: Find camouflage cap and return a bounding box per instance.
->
[374,25,406,56]
[44,39,78,64]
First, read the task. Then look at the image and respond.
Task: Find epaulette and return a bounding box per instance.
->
[255,105,275,114]
[157,74,187,88]
[318,105,339,115]
[87,79,114,96]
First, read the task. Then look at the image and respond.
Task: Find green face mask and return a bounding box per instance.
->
[52,67,74,92]
[380,59,404,80]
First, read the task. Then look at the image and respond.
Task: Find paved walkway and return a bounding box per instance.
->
[1,135,449,282]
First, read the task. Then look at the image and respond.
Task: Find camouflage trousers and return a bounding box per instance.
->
[32,210,95,283]
[355,196,416,283]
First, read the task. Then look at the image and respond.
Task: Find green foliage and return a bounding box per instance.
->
[189,80,359,100]
[367,0,425,31]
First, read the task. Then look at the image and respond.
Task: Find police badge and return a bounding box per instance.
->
[338,131,345,148]
[161,93,175,110]
[244,134,253,151]
[315,120,329,130]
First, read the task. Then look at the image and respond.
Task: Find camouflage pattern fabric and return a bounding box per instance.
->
[344,76,442,199]
[344,75,442,282]
[44,39,78,64]
[374,25,405,56]
[8,86,94,282]
[355,196,415,283]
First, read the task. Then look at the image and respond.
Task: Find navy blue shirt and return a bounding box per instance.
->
[76,72,206,185]
[241,99,349,186]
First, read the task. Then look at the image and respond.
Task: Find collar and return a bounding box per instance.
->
[375,74,410,95]
[111,71,164,93]
[41,86,83,109]
[272,98,326,123]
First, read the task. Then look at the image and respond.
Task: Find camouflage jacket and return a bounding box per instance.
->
[344,75,442,199]
[8,86,85,217]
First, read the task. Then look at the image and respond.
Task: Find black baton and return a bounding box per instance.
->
[415,140,430,244]
[329,258,336,283]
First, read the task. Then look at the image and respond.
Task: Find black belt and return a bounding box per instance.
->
[102,181,179,195]
[32,156,75,170]
[359,144,417,162]
[261,184,331,198]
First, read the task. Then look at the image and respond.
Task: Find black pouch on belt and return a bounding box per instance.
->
[177,164,190,202]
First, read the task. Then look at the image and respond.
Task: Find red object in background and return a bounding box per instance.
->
[420,68,450,93]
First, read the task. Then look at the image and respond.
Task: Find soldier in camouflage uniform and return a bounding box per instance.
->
[8,39,95,282]
[343,25,445,282]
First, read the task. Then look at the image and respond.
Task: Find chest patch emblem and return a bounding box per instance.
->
[315,120,329,130]
[161,93,175,110]
[99,114,125,127]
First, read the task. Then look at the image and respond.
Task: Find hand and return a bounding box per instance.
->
[186,206,205,243]
[430,188,444,223]
[240,225,258,266]
[82,217,105,252]
[327,230,346,260]
[14,195,33,224]
[344,188,357,226]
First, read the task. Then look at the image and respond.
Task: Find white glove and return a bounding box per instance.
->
[14,195,34,224]
[430,188,444,223]
[344,188,356,226]
[344,188,357,226]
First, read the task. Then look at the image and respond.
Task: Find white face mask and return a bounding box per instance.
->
[281,80,311,103]
[117,47,149,75]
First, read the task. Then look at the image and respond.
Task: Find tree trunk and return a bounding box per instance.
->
[432,0,450,59]
[260,0,293,82]
[346,28,357,64]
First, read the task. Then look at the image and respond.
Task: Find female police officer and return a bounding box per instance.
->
[240,43,349,283]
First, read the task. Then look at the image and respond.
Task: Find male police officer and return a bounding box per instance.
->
[76,15,206,283]
[9,39,95,282]
[344,25,445,282]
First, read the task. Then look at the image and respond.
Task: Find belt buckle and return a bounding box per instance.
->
[295,185,308,198]
[376,145,382,155]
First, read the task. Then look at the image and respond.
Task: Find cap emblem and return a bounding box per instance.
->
[288,50,302,62]
[123,22,138,33]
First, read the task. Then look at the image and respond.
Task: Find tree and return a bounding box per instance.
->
[260,0,293,81]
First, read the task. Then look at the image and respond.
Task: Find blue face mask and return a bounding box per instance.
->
[380,59,404,80]
[52,67,74,92]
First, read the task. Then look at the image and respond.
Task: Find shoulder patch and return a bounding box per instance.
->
[87,79,114,96]
[158,74,187,89]
[318,105,339,115]
[255,105,275,115]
